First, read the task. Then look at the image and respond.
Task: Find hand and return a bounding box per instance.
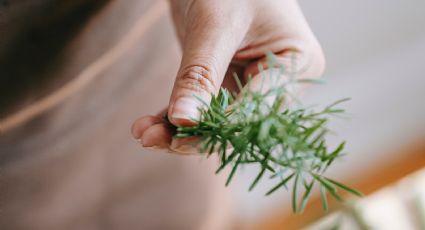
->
[131,0,325,154]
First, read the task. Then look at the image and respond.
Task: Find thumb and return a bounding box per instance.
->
[168,15,248,126]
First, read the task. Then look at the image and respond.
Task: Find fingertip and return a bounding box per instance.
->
[140,123,172,148]
[131,116,162,139]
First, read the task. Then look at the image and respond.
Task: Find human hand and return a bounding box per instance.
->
[131,0,325,154]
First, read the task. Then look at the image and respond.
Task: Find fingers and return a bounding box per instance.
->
[140,123,173,148]
[242,48,323,95]
[131,116,171,147]
[131,116,162,140]
[131,114,202,155]
[235,51,315,110]
[167,2,251,126]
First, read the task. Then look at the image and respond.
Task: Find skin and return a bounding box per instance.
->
[131,0,325,154]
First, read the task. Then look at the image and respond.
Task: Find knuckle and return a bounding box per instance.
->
[185,1,225,29]
[313,47,326,76]
[178,65,217,94]
[301,44,326,77]
[280,42,326,77]
[203,12,225,27]
[302,39,326,76]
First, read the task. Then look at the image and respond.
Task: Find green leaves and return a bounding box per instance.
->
[326,178,363,197]
[266,173,295,195]
[173,55,361,213]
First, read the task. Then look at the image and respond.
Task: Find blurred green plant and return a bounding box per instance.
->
[173,54,362,213]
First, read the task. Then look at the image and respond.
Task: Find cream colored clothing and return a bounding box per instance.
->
[0,1,232,229]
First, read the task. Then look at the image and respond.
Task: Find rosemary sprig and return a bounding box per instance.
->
[173,56,362,213]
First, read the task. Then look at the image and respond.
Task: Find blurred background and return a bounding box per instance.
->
[234,0,425,229]
[1,0,424,229]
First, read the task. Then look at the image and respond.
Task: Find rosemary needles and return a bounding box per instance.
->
[173,55,362,213]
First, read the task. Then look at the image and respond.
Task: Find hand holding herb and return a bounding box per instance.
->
[132,53,361,212]
[132,0,325,149]
[131,0,361,213]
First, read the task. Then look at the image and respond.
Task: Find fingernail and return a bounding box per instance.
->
[171,97,201,121]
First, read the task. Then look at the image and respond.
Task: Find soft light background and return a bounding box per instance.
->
[1,0,424,229]
[232,0,425,222]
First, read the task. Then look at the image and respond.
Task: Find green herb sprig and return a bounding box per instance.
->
[173,55,362,213]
